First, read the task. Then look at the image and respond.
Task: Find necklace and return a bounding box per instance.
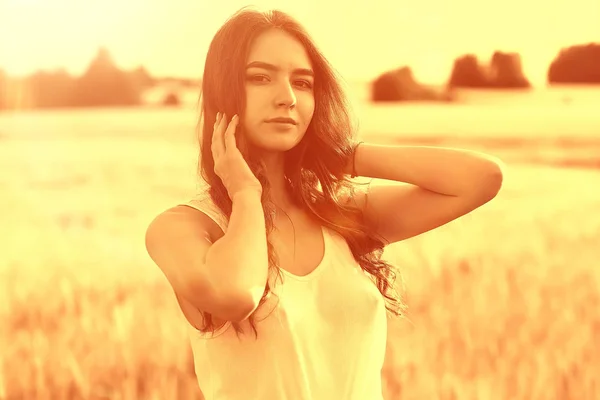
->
[273,204,296,265]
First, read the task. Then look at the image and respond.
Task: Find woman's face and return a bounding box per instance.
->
[241,29,315,153]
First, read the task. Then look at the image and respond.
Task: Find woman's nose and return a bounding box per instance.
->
[275,83,297,108]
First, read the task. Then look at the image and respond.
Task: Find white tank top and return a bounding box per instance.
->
[178,188,387,400]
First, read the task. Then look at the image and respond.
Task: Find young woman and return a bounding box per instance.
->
[145,6,504,400]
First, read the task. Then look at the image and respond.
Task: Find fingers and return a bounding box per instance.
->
[224,114,239,152]
[211,112,226,160]
[212,112,240,161]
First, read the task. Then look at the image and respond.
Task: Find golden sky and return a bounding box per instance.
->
[1,0,599,84]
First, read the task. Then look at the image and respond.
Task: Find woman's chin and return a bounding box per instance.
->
[254,134,303,151]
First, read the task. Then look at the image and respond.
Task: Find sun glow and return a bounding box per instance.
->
[1,0,598,83]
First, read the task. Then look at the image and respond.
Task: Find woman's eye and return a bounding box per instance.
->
[250,75,268,82]
[297,80,313,89]
[248,75,313,89]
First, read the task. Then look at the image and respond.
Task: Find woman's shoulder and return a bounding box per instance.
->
[180,189,229,233]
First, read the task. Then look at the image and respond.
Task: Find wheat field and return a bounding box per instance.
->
[1,104,599,399]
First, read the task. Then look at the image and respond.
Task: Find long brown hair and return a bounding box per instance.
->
[195,6,406,339]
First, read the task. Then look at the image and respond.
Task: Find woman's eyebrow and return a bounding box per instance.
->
[246,61,314,77]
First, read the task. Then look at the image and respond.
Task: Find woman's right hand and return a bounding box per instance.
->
[211,112,263,201]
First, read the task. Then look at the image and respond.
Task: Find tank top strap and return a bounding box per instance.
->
[179,191,229,233]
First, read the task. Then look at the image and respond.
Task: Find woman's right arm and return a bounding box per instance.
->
[145,189,268,322]
[204,189,269,316]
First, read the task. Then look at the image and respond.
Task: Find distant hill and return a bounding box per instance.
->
[70,47,141,107]
[548,43,600,85]
[0,48,201,110]
[371,66,455,102]
[448,51,531,89]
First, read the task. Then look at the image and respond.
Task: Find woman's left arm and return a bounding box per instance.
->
[344,143,505,244]
[346,143,505,196]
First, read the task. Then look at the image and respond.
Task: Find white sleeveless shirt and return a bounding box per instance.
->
[178,188,388,400]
